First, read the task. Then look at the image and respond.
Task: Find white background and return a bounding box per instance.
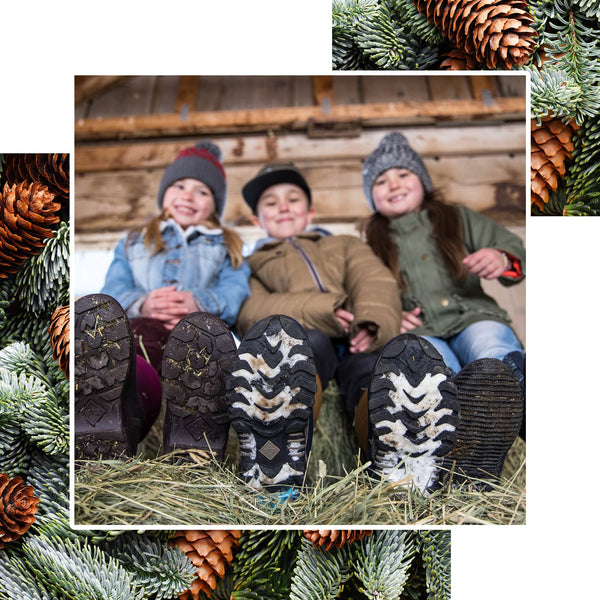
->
[3,2,597,598]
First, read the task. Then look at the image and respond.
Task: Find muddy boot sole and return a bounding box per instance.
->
[368,334,459,493]
[443,358,524,486]
[162,312,236,460]
[74,294,141,460]
[227,315,316,492]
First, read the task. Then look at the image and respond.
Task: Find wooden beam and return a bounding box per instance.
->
[74,96,526,141]
[75,76,129,105]
[74,124,526,173]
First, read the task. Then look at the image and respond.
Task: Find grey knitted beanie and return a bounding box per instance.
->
[362,132,433,211]
[157,141,227,217]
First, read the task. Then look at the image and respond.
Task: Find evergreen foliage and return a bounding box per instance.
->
[420,531,451,600]
[332,0,439,70]
[289,538,351,600]
[218,530,450,600]
[353,530,418,599]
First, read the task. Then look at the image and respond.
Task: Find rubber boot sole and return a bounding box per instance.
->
[442,358,524,485]
[74,294,141,459]
[368,334,459,493]
[162,312,236,460]
[227,315,316,491]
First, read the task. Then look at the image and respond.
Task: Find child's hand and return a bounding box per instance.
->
[349,326,375,354]
[462,248,506,280]
[334,307,355,333]
[141,286,199,325]
[401,307,422,333]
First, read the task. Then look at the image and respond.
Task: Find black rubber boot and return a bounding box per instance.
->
[161,312,236,460]
[368,333,459,494]
[227,315,316,492]
[443,358,524,486]
[503,351,526,441]
[74,294,143,460]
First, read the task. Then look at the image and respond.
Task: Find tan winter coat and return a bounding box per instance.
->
[236,232,402,352]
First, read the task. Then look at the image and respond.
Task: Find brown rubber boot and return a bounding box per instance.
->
[162,312,236,461]
[74,294,143,460]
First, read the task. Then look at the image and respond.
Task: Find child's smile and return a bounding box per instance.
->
[253,183,314,239]
[163,178,216,228]
[372,168,425,218]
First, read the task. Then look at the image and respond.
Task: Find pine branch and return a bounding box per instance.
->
[232,530,300,600]
[102,532,197,600]
[420,531,451,600]
[0,347,68,456]
[573,0,600,20]
[13,221,69,315]
[567,114,600,197]
[21,536,141,600]
[289,538,352,600]
[0,552,55,600]
[352,530,419,599]
[332,0,368,69]
[333,0,439,70]
[528,64,583,122]
[0,417,31,476]
[356,0,439,69]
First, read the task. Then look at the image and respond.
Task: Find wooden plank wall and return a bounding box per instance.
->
[74,123,527,233]
[74,75,527,233]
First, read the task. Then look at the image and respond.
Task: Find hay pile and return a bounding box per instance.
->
[74,384,525,527]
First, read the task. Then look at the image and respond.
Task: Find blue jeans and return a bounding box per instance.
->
[424,320,524,375]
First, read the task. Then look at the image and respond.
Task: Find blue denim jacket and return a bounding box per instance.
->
[101,219,251,327]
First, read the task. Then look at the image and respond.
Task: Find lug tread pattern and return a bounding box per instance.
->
[162,312,236,460]
[227,315,316,491]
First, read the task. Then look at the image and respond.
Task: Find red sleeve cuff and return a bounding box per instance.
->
[500,250,522,279]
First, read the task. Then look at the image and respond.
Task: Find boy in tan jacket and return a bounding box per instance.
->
[228,163,456,495]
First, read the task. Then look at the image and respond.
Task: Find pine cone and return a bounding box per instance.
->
[531,117,580,210]
[0,181,61,277]
[2,154,69,204]
[49,305,70,379]
[413,0,536,69]
[170,530,241,599]
[439,47,483,70]
[303,530,372,550]
[0,473,40,548]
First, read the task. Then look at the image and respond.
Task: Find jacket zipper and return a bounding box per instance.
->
[288,237,328,293]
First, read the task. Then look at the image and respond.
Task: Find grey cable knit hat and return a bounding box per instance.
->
[242,163,312,215]
[362,132,433,211]
[157,141,227,216]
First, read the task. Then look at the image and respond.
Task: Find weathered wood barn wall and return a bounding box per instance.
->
[74,75,526,342]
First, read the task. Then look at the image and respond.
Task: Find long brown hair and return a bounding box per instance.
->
[127,209,244,269]
[360,190,467,291]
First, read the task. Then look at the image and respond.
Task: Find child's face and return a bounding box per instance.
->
[371,168,425,218]
[163,178,216,228]
[252,183,314,239]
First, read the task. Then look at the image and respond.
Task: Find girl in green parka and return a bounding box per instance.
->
[359,132,525,491]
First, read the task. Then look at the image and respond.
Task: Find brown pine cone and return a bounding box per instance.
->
[49,305,70,379]
[0,181,61,277]
[170,530,241,599]
[3,154,69,202]
[303,529,372,550]
[0,473,40,548]
[439,47,483,70]
[531,117,580,210]
[413,0,537,70]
